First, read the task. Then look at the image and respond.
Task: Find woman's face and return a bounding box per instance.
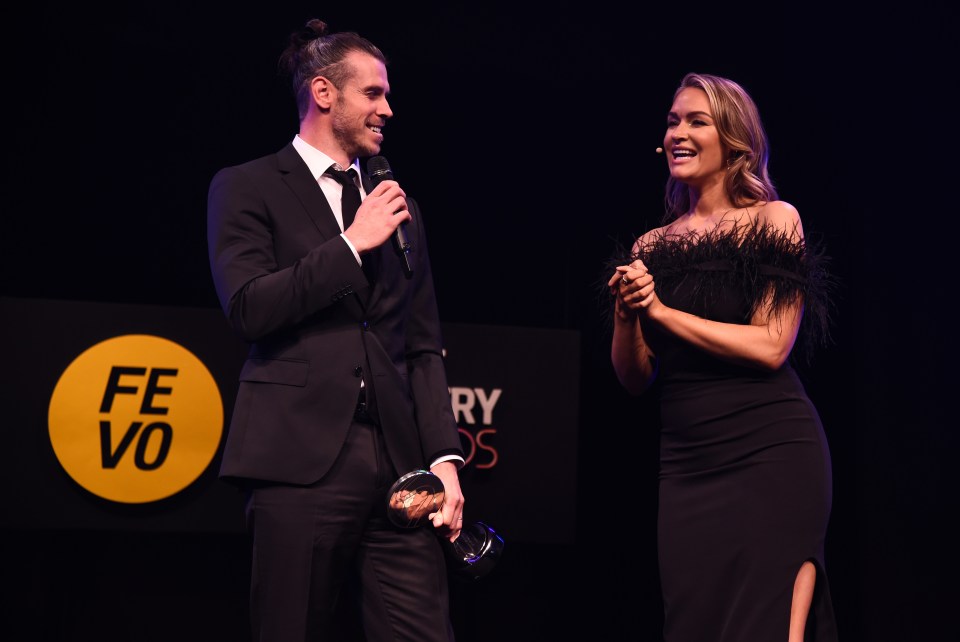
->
[663,87,726,188]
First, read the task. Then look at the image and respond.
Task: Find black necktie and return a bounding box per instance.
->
[325,166,379,422]
[325,167,361,229]
[326,165,377,286]
[327,166,378,284]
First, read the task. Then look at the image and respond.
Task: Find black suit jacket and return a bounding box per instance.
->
[207,142,462,485]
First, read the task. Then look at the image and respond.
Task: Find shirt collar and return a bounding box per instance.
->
[292,135,361,180]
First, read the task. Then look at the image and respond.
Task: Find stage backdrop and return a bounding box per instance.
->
[0,296,579,544]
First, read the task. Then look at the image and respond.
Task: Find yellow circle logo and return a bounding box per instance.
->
[48,334,224,504]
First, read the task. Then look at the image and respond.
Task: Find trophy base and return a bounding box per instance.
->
[445,521,505,581]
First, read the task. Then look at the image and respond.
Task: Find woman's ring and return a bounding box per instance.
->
[621,275,629,286]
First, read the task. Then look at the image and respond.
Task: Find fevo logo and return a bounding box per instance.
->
[48,334,224,504]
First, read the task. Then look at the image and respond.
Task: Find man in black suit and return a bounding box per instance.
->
[207,18,465,642]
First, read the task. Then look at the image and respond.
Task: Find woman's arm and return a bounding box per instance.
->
[609,292,659,395]
[618,202,805,372]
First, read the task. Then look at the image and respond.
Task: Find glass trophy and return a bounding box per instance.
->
[386,469,445,528]
[386,469,505,580]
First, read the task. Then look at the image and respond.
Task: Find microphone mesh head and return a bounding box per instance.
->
[366,155,393,179]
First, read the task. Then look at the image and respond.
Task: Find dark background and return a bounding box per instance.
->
[2,2,956,640]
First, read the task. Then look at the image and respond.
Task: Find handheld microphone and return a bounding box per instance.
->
[366,155,413,277]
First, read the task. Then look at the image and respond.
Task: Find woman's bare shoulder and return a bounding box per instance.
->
[756,200,803,238]
[633,224,671,252]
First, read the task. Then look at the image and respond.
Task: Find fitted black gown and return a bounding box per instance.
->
[624,221,838,642]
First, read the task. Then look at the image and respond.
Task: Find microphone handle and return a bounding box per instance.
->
[367,156,413,277]
[394,217,413,276]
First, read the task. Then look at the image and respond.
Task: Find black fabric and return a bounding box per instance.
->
[326,166,380,423]
[354,386,379,426]
[326,167,362,229]
[326,167,378,286]
[602,219,836,365]
[605,220,838,641]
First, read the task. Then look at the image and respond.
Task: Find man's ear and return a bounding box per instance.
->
[311,76,334,109]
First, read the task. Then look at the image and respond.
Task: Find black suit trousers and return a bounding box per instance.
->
[244,420,454,642]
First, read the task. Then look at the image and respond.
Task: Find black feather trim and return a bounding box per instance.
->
[598,219,837,364]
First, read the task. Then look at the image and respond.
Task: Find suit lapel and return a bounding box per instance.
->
[276,144,373,311]
[276,144,343,241]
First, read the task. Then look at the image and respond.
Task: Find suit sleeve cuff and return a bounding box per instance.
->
[340,233,362,264]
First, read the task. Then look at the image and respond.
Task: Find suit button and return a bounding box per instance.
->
[360,320,369,330]
[354,366,363,377]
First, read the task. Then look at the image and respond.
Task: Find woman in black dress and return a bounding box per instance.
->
[608,73,838,642]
